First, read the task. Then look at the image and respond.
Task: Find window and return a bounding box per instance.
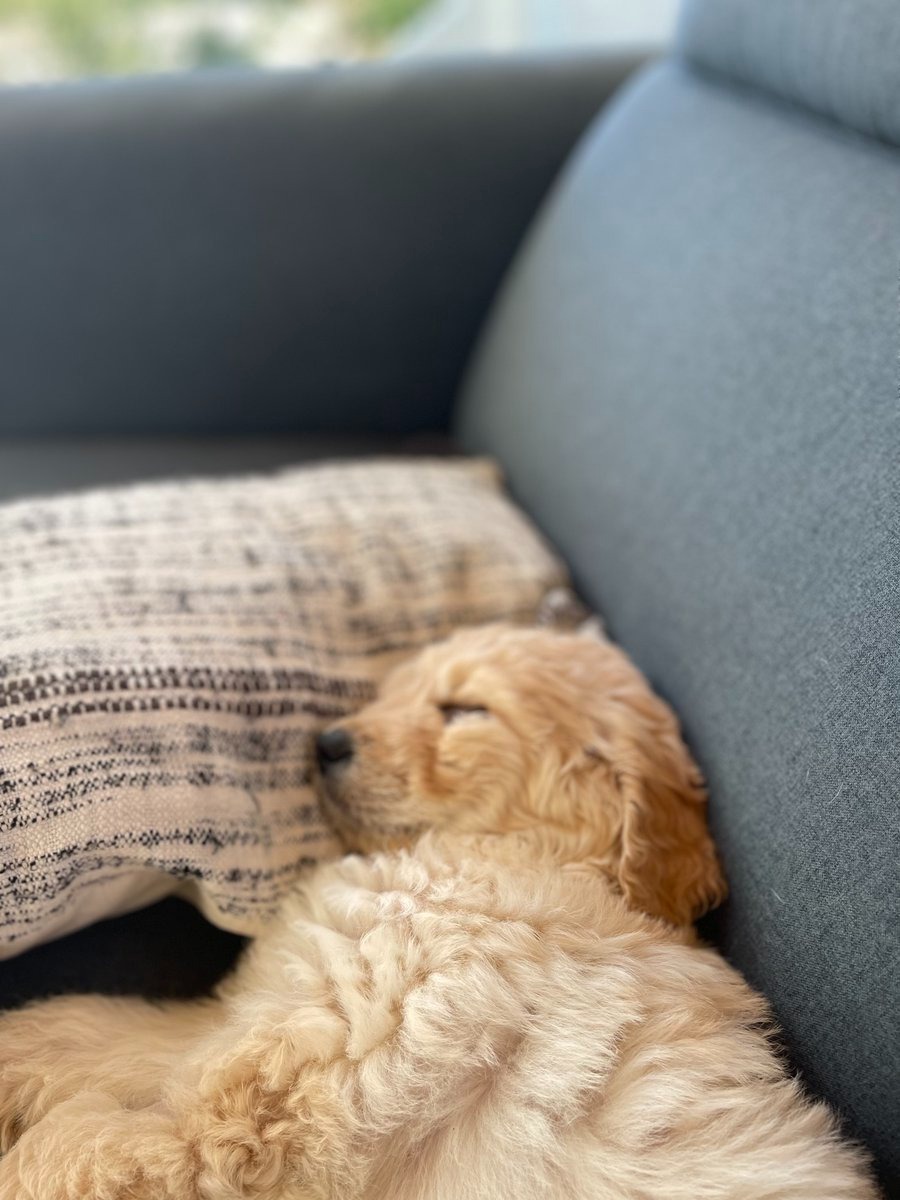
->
[0,0,678,85]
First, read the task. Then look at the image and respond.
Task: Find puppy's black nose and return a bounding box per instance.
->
[316,727,354,771]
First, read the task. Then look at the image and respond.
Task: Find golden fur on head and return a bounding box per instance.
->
[319,624,727,925]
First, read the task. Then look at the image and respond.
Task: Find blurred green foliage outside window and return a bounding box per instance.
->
[0,0,430,80]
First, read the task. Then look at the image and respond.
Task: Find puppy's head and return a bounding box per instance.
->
[316,625,726,925]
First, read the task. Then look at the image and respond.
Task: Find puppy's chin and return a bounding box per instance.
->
[317,776,427,854]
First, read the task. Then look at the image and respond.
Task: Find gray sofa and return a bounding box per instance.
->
[0,0,897,1193]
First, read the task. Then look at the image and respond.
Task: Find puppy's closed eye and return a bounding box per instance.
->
[438,703,490,725]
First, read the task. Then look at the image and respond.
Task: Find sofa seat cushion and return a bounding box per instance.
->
[0,896,245,1008]
[0,434,456,504]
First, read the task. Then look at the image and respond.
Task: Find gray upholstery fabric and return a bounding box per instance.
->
[0,434,455,502]
[0,52,642,437]
[0,898,245,1008]
[457,60,900,1191]
[678,0,900,147]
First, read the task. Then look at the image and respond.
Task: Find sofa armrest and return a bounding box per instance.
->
[0,52,645,438]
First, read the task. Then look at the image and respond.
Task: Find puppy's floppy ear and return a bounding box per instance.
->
[613,727,727,925]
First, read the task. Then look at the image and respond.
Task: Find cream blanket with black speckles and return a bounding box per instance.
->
[0,458,567,956]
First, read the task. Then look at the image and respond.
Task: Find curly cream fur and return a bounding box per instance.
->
[0,626,875,1199]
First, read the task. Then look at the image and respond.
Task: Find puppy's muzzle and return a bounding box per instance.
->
[316,727,355,773]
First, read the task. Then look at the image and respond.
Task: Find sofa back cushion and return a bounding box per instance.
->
[456,3,900,1188]
[0,54,635,438]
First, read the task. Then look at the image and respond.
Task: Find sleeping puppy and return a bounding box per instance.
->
[0,626,875,1199]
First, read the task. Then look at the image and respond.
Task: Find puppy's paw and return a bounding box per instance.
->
[0,1002,66,1152]
[0,997,111,1152]
[1,1092,199,1200]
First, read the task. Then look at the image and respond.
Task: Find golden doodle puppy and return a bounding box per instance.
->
[0,626,875,1199]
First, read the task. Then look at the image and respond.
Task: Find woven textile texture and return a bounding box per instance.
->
[0,458,566,956]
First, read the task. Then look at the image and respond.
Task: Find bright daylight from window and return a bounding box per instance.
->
[0,0,678,83]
